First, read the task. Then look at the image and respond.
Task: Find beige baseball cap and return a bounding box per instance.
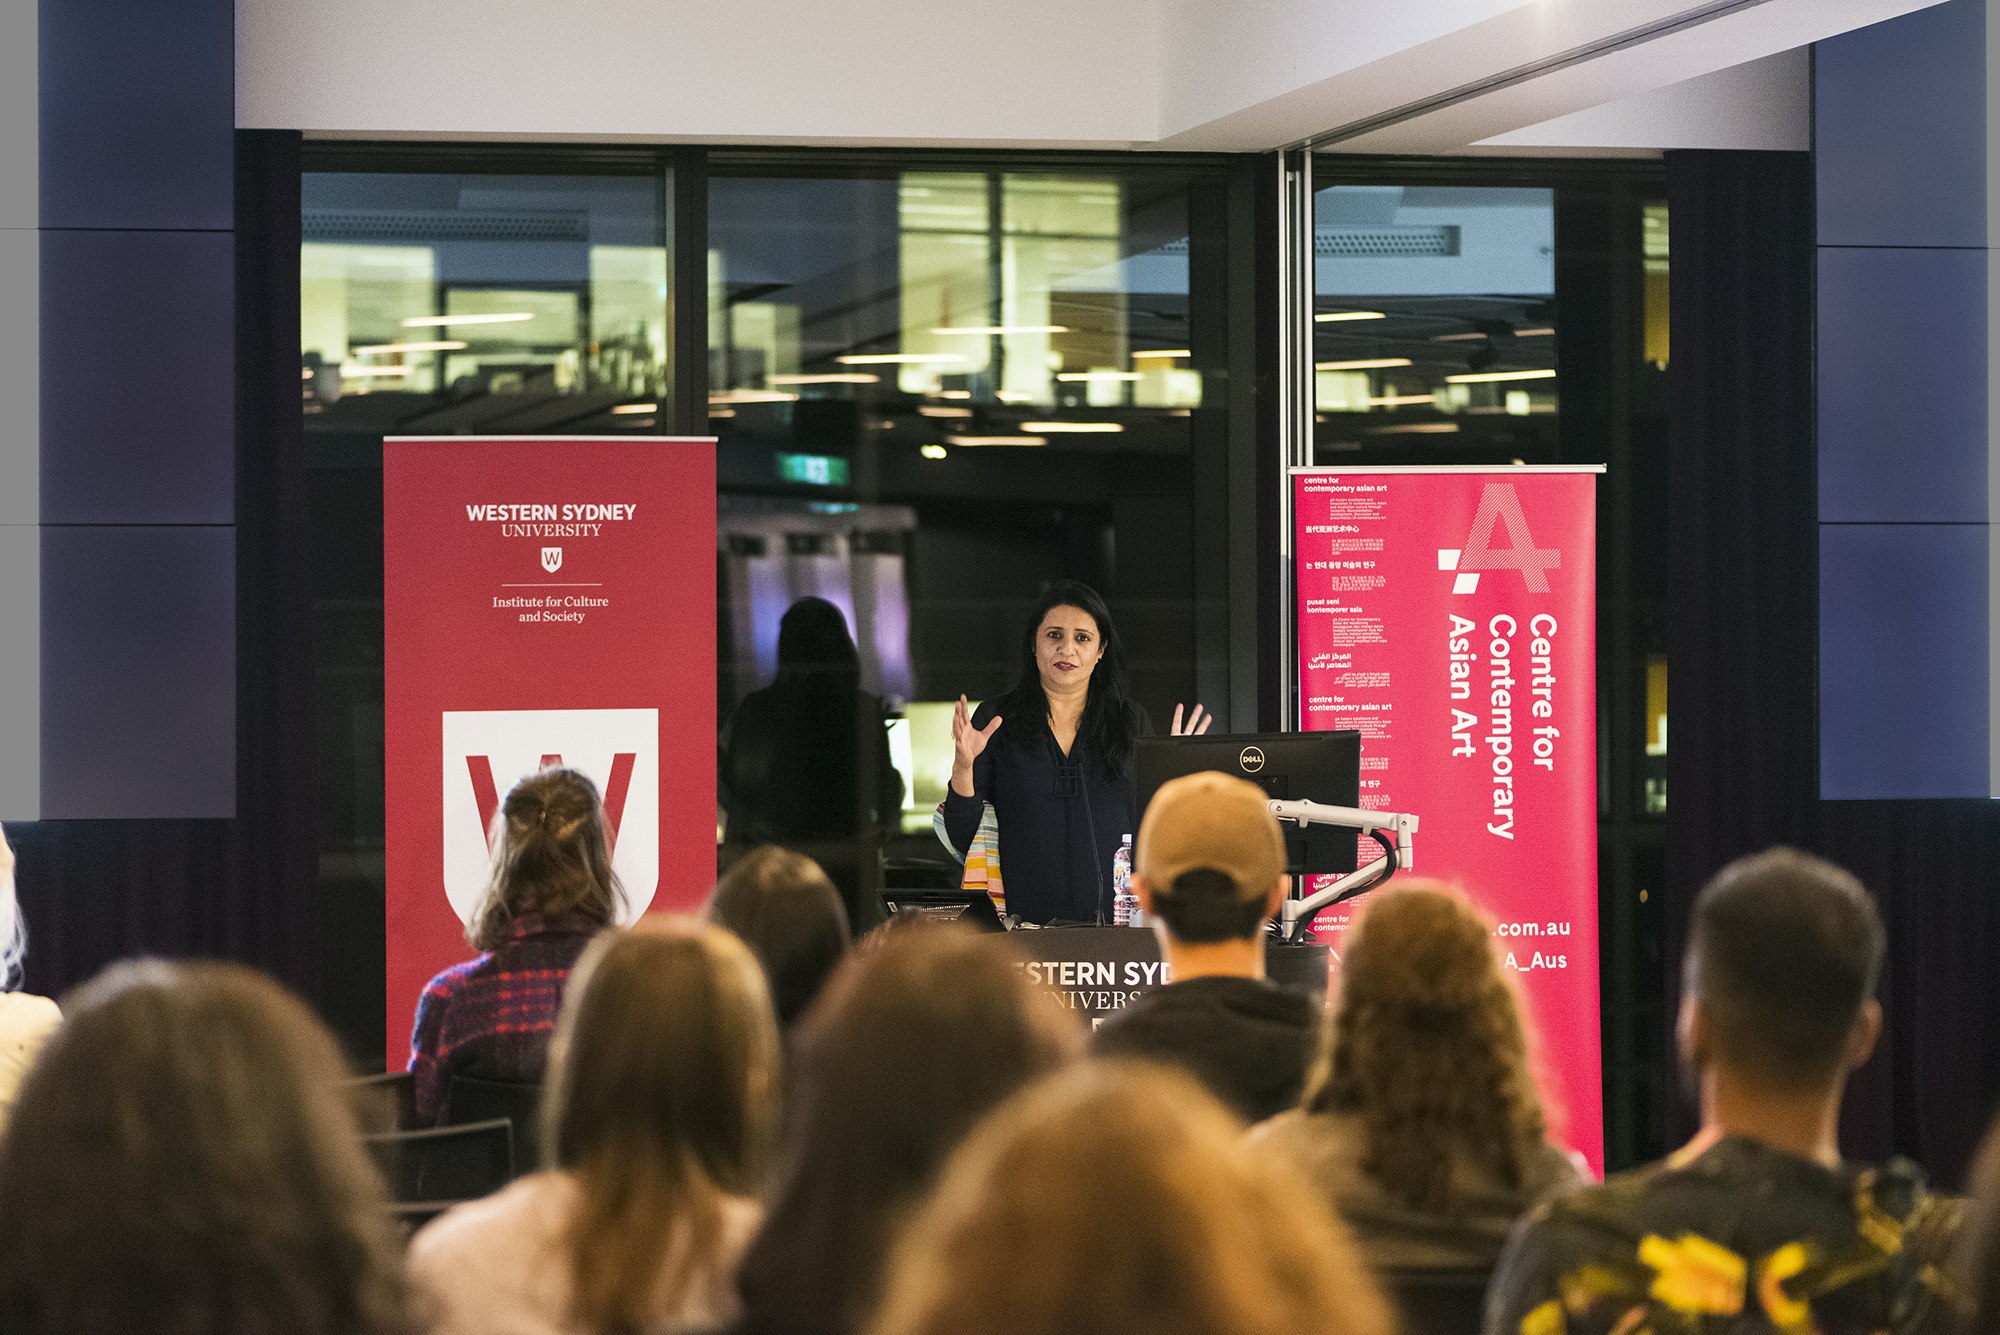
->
[1136,771,1287,898]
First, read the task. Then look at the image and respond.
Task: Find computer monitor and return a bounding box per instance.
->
[1135,731,1363,875]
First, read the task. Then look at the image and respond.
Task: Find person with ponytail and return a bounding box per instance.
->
[408,766,626,1125]
[940,580,1211,926]
[0,825,59,1135]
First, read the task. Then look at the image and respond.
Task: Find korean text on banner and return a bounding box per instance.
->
[382,436,717,1066]
[1294,468,1603,1174]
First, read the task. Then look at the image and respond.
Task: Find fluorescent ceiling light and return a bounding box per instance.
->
[611,403,659,415]
[995,390,1033,403]
[1369,422,1460,434]
[920,444,949,460]
[1366,395,1437,407]
[836,353,967,365]
[1055,371,1141,382]
[767,373,880,385]
[1315,358,1413,371]
[1515,327,1555,337]
[937,389,974,400]
[338,364,412,377]
[1131,349,1190,359]
[1020,422,1123,433]
[1314,311,1386,323]
[1432,332,1488,343]
[932,325,1070,336]
[948,435,1047,447]
[709,390,800,404]
[352,340,467,354]
[1445,369,1557,384]
[918,406,974,418]
[400,312,535,327]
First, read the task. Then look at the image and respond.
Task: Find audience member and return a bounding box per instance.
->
[1486,847,1962,1335]
[409,766,625,1124]
[0,826,59,1135]
[1954,1111,2000,1335]
[1254,881,1580,1272]
[705,845,852,1029]
[734,925,1081,1335]
[0,960,413,1335]
[1092,770,1317,1122]
[721,596,903,933]
[411,918,778,1335]
[869,1061,1396,1335]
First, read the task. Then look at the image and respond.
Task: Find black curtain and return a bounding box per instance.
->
[1665,149,2000,1187]
[11,131,315,1011]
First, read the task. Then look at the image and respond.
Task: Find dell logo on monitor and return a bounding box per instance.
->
[1239,746,1266,773]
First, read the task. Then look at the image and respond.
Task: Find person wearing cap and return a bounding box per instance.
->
[1091,771,1317,1123]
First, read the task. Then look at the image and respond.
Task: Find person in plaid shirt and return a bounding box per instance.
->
[409,767,625,1125]
[1485,848,1964,1335]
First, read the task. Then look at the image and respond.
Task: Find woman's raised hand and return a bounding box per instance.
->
[1169,703,1213,737]
[952,694,1003,771]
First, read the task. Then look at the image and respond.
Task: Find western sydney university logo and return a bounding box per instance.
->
[1437,482,1560,595]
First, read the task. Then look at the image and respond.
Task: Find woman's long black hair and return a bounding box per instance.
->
[992,580,1142,781]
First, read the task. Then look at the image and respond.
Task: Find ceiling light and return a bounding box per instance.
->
[1056,371,1141,382]
[399,312,536,327]
[1020,422,1123,433]
[948,435,1047,447]
[1314,311,1386,323]
[1445,368,1557,384]
[1514,327,1555,337]
[338,363,412,377]
[932,324,1070,336]
[767,373,880,385]
[1369,422,1460,434]
[920,444,949,460]
[1432,332,1488,343]
[835,353,968,365]
[610,402,659,415]
[1315,358,1413,371]
[1366,395,1437,407]
[995,390,1033,402]
[708,408,737,419]
[937,389,974,400]
[1131,349,1190,359]
[352,340,467,354]
[709,390,800,404]
[918,406,974,418]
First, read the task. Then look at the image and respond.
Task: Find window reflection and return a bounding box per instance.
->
[1311,184,1556,460]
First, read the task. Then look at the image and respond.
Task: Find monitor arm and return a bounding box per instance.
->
[1265,800,1420,942]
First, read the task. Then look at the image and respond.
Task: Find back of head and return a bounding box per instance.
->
[1687,847,1884,1092]
[0,829,23,990]
[1305,881,1547,1210]
[706,846,852,1027]
[1137,771,1288,945]
[1959,1114,2000,1335]
[473,766,626,951]
[871,1062,1396,1335]
[545,918,781,1334]
[776,597,861,684]
[738,925,1082,1335]
[0,960,410,1335]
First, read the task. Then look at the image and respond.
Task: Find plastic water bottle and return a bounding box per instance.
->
[1112,835,1138,926]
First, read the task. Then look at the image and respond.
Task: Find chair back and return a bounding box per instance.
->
[446,1075,545,1172]
[1379,1264,1494,1335]
[365,1118,515,1204]
[347,1070,418,1132]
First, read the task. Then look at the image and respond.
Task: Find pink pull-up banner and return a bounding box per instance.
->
[382,436,717,1065]
[1294,466,1604,1174]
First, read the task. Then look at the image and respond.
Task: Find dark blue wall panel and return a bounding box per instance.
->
[1816,0,1986,249]
[38,0,234,232]
[39,526,235,818]
[1820,523,1989,799]
[39,229,235,525]
[1818,247,1988,523]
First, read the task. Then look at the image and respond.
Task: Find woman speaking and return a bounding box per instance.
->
[942,581,1209,926]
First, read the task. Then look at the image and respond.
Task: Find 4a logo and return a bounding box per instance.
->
[1437,482,1560,595]
[541,547,563,573]
[441,708,659,926]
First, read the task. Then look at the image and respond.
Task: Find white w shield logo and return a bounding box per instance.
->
[541,546,563,573]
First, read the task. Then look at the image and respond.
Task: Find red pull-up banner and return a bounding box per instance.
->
[382,436,717,1065]
[1294,466,1604,1174]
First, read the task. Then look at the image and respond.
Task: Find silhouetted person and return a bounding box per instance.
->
[721,598,901,932]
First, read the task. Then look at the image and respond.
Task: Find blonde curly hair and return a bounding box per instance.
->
[1301,880,1550,1211]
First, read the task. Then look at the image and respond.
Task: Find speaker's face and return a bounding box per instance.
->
[1035,605,1103,697]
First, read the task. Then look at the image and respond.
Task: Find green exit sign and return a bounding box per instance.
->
[776,452,850,486]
